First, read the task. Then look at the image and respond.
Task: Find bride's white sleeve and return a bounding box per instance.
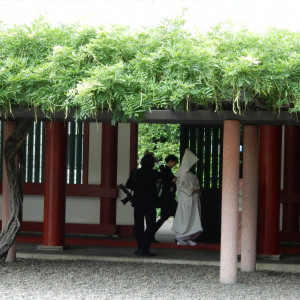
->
[177,173,194,196]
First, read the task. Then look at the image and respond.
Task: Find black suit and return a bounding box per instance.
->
[127,167,161,254]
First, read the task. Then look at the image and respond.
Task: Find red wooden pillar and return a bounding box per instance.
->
[282,126,300,236]
[100,123,118,229]
[257,125,281,256]
[41,122,67,249]
[2,121,17,261]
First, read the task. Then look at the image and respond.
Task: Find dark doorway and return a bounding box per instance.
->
[180,125,223,242]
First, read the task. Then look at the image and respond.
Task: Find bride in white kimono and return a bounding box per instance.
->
[172,148,203,246]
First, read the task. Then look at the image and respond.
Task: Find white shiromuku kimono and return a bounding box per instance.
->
[172,149,203,242]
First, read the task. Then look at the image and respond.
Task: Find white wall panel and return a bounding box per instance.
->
[66,197,100,224]
[0,196,44,223]
[1,195,101,225]
[116,123,134,225]
[23,195,44,222]
[116,199,134,225]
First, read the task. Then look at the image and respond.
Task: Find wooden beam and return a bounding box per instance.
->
[1,108,300,125]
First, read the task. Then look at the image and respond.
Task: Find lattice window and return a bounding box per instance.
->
[67,122,84,184]
[180,125,223,190]
[0,121,85,184]
[22,121,46,183]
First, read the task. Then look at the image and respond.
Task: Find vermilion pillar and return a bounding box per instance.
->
[42,122,67,249]
[241,125,259,272]
[257,125,281,256]
[100,123,118,226]
[220,120,241,284]
[282,126,300,235]
[2,121,17,261]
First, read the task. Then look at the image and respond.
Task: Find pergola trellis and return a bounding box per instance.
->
[1,107,299,284]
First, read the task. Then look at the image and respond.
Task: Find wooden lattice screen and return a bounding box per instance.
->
[180,125,223,190]
[0,121,84,184]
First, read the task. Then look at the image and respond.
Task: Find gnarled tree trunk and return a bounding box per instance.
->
[0,118,33,262]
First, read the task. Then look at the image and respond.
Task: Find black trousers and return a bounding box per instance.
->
[154,198,177,234]
[134,204,156,253]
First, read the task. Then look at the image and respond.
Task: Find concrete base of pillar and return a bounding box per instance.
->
[257,254,281,261]
[37,245,70,251]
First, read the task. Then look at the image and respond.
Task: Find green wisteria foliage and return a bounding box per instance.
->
[1,17,300,123]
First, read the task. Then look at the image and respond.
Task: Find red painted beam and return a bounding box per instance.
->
[19,221,134,238]
[67,184,118,198]
[16,235,221,251]
[4,182,118,198]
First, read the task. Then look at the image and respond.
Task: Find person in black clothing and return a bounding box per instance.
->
[126,154,161,256]
[153,155,178,241]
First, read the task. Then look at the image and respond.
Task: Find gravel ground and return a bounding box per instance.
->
[1,259,300,300]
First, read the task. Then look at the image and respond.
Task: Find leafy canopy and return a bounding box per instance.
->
[1,17,300,123]
[138,123,180,165]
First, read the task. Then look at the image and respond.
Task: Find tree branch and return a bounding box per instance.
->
[0,118,33,262]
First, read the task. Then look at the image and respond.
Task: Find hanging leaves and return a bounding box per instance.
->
[0,17,300,122]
